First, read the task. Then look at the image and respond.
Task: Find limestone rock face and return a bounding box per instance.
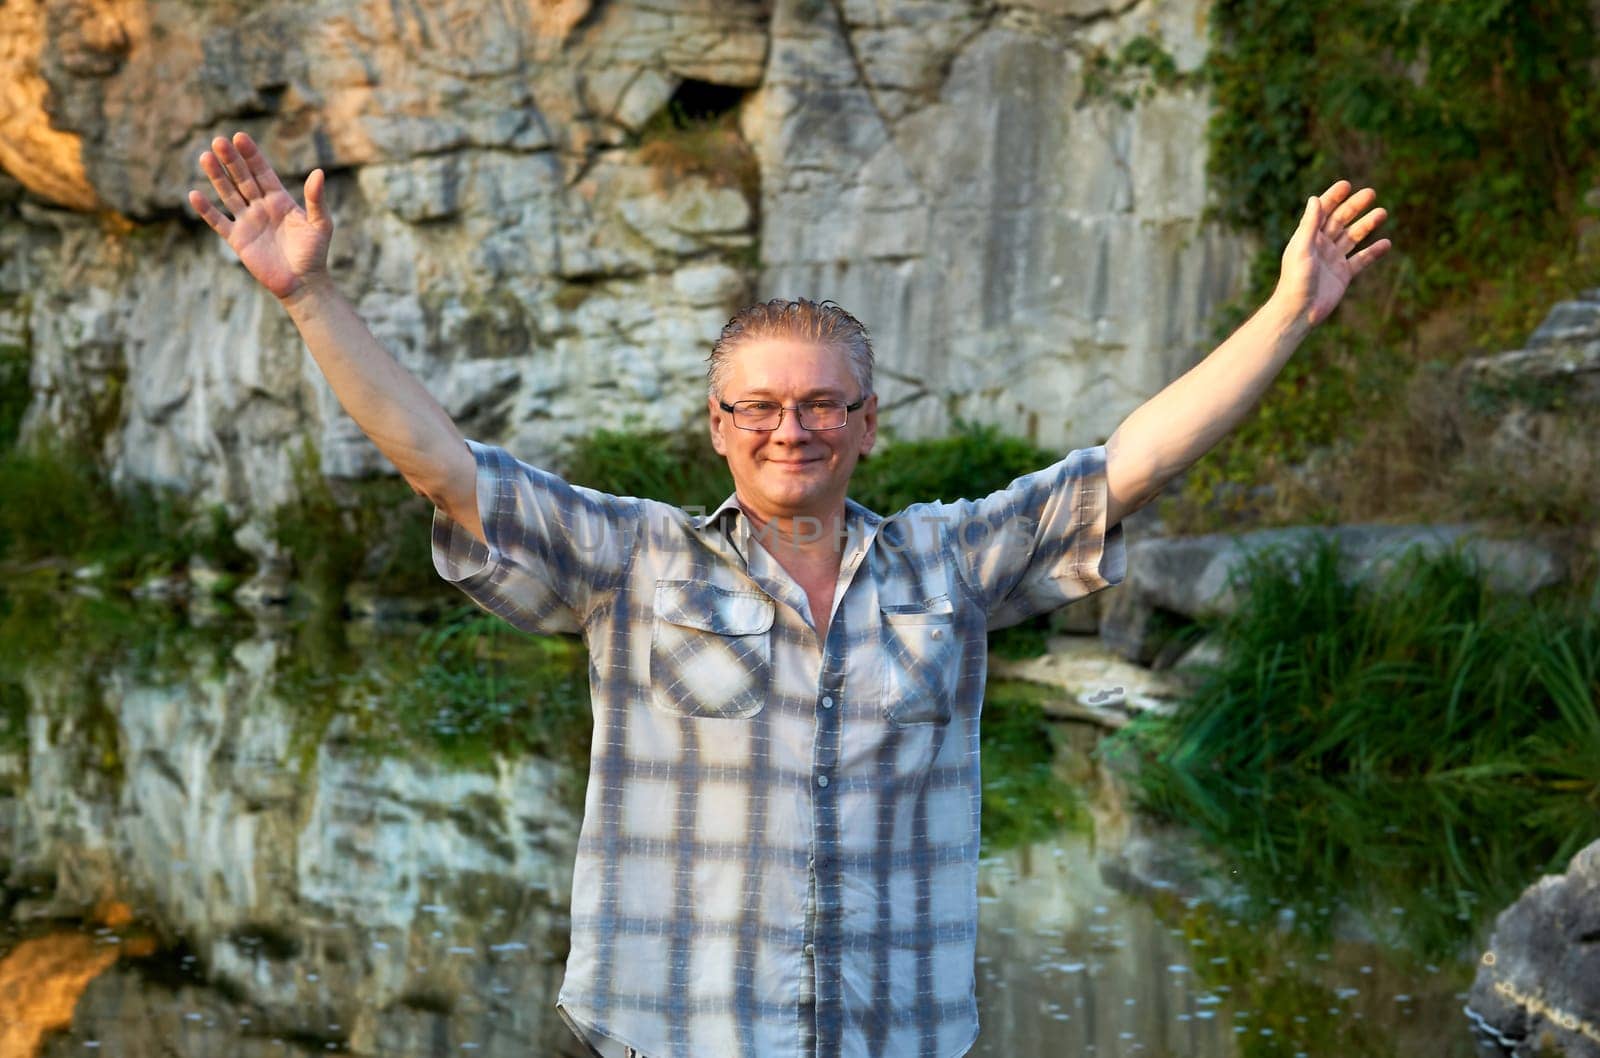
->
[0,0,1246,566]
[752,0,1246,447]
[1466,839,1600,1058]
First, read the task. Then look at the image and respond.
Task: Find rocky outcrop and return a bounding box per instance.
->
[0,0,1248,572]
[1466,839,1600,1058]
[1455,288,1600,482]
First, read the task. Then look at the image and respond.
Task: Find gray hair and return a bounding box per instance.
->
[707,297,874,400]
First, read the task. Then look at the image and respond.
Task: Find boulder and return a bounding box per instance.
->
[1455,288,1600,469]
[1465,839,1600,1058]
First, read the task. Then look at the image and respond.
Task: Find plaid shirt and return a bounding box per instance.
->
[431,438,1126,1058]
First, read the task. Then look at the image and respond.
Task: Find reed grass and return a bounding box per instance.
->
[1105,536,1600,955]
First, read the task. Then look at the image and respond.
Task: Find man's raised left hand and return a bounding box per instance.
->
[1272,180,1392,329]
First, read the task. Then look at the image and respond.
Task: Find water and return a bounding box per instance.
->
[0,594,1512,1057]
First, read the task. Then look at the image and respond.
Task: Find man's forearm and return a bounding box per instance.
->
[280,275,466,500]
[1104,294,1312,519]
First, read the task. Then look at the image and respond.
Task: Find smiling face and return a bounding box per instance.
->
[708,336,878,528]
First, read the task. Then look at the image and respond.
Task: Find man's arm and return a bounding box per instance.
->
[189,130,485,546]
[278,278,485,545]
[1102,180,1392,527]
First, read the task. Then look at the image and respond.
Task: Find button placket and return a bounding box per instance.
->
[806,514,880,1058]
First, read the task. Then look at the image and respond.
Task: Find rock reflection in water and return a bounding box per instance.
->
[2,622,592,1057]
[970,824,1490,1058]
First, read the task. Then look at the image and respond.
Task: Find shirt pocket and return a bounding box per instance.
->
[879,594,960,726]
[650,580,776,720]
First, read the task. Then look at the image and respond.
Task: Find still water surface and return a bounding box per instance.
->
[0,598,1508,1057]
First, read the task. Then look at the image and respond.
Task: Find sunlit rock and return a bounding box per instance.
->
[0,0,103,211]
[989,635,1183,728]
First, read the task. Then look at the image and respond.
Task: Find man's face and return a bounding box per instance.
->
[708,336,878,526]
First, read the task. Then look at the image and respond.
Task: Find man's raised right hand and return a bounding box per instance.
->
[188,131,333,304]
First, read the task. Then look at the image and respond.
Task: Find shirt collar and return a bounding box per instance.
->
[693,494,884,537]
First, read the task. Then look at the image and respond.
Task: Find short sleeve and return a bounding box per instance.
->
[939,444,1127,629]
[430,438,640,635]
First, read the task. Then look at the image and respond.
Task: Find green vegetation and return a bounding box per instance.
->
[268,438,442,608]
[0,583,246,691]
[559,420,1066,655]
[0,438,209,585]
[0,414,1080,619]
[559,424,733,510]
[854,422,1066,657]
[385,608,592,769]
[268,604,593,790]
[1170,0,1600,532]
[1080,34,1197,110]
[0,341,28,450]
[1208,0,1600,292]
[849,421,1057,516]
[1104,537,1600,956]
[557,418,1066,522]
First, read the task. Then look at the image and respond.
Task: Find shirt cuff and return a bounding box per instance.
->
[430,438,506,590]
[1071,443,1128,594]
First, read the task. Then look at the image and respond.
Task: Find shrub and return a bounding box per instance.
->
[0,438,193,582]
[849,421,1059,516]
[268,440,445,605]
[559,425,733,511]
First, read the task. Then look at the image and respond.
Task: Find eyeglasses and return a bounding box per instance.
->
[717,398,865,432]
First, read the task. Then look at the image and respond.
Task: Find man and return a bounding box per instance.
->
[190,131,1389,1058]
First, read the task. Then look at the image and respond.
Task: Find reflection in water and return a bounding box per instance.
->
[0,902,156,1058]
[1,597,591,1056]
[971,828,1490,1058]
[0,593,1534,1056]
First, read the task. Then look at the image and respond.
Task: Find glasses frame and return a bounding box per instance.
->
[717,397,866,432]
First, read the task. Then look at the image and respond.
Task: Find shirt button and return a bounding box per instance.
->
[804,943,815,956]
[931,629,943,640]
[821,695,834,709]
[816,774,829,788]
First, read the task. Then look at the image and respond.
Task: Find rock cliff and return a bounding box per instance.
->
[0,0,1247,563]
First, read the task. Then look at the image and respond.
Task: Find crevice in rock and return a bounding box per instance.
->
[822,0,929,205]
[227,83,287,121]
[1064,0,1148,29]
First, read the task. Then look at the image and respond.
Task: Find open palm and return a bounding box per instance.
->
[1275,180,1392,327]
[187,131,332,302]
